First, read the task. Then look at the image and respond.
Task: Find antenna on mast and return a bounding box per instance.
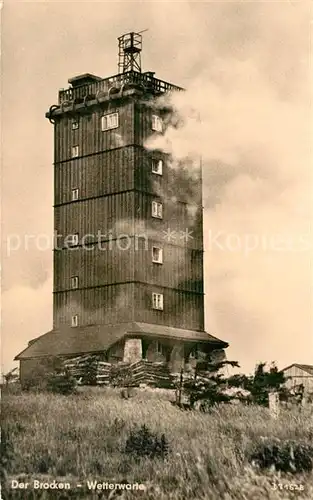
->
[118,30,148,73]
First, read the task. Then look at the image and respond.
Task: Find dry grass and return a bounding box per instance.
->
[2,387,313,499]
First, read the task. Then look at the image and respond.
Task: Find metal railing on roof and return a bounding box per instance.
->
[58,70,184,104]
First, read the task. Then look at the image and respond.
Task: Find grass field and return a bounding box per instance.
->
[2,387,313,499]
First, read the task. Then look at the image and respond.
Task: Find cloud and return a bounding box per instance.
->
[144,1,312,371]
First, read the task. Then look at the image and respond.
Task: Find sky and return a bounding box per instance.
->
[2,0,312,375]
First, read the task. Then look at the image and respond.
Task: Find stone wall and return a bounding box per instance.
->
[123,338,142,363]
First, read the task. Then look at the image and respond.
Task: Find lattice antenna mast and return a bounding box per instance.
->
[118,31,147,73]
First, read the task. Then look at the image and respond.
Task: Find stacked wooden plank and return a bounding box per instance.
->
[96,360,111,385]
[110,362,133,387]
[63,355,174,388]
[63,354,110,385]
[63,354,93,379]
[107,359,174,388]
[127,360,174,388]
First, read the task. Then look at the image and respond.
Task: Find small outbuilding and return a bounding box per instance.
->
[280,363,313,393]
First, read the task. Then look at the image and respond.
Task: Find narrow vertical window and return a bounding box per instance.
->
[152,293,163,310]
[72,145,79,158]
[71,188,79,201]
[72,119,79,130]
[156,341,164,354]
[152,114,163,132]
[152,246,163,264]
[71,315,78,327]
[71,276,78,289]
[151,201,163,219]
[152,158,163,175]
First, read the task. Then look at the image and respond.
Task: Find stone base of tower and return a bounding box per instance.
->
[18,349,227,390]
[121,336,227,374]
[123,338,143,363]
[15,321,228,389]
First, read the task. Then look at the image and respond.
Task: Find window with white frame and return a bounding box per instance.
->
[71,276,79,289]
[72,119,79,130]
[101,112,119,131]
[71,188,79,201]
[71,315,78,327]
[156,341,165,355]
[72,145,79,158]
[152,246,163,264]
[151,114,163,132]
[151,158,163,175]
[151,201,163,219]
[66,233,79,247]
[152,292,163,310]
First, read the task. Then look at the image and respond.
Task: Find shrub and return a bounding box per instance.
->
[124,424,169,460]
[183,360,240,409]
[46,369,77,395]
[228,362,290,407]
[22,357,77,395]
[250,438,313,473]
[81,360,98,386]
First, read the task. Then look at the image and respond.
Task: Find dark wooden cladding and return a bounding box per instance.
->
[54,194,202,249]
[53,282,203,331]
[54,99,134,163]
[51,90,206,334]
[54,245,134,292]
[54,192,135,248]
[134,240,203,293]
[134,147,163,195]
[134,147,202,206]
[134,283,204,331]
[134,191,203,250]
[54,239,203,293]
[54,147,135,205]
[134,100,162,147]
[53,283,135,329]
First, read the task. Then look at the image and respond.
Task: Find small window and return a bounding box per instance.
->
[152,114,163,132]
[152,201,163,219]
[101,112,119,131]
[66,233,79,247]
[71,315,78,327]
[71,276,78,289]
[72,119,79,130]
[71,188,79,201]
[152,158,163,175]
[72,145,79,158]
[152,246,163,264]
[152,293,163,310]
[156,341,164,354]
